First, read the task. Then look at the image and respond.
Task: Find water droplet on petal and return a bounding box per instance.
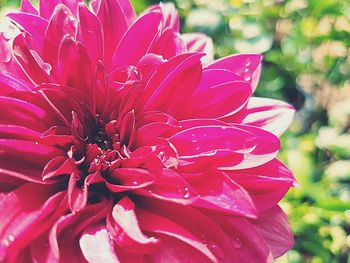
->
[245,60,251,67]
[232,237,242,248]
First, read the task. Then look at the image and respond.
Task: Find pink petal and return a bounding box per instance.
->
[13,34,52,84]
[251,206,294,258]
[227,97,295,136]
[95,0,129,68]
[211,214,273,263]
[150,29,185,59]
[106,196,160,253]
[147,3,180,32]
[178,81,252,119]
[182,33,214,64]
[77,3,104,65]
[0,125,40,141]
[105,168,155,193]
[80,225,120,263]
[7,12,48,53]
[136,168,199,205]
[0,184,65,262]
[40,0,81,19]
[139,198,235,261]
[141,53,203,113]
[42,4,77,67]
[21,0,38,14]
[206,54,262,90]
[112,11,162,68]
[55,35,93,92]
[137,209,217,262]
[0,73,33,95]
[186,170,257,217]
[117,0,136,25]
[226,159,296,211]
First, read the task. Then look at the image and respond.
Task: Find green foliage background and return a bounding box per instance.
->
[1,0,350,262]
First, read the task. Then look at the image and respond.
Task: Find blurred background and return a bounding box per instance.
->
[1,0,350,262]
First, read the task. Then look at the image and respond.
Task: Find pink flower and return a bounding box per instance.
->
[0,0,296,262]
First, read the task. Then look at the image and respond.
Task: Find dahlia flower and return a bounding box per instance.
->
[0,0,297,262]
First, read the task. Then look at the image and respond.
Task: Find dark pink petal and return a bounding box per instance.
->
[42,4,77,67]
[150,29,185,59]
[119,110,136,147]
[42,156,77,180]
[0,125,40,141]
[211,214,273,263]
[178,81,252,119]
[7,13,48,53]
[136,168,199,205]
[186,170,257,217]
[77,3,104,65]
[13,34,52,84]
[139,198,235,261]
[226,97,295,136]
[67,172,89,212]
[117,0,136,25]
[141,53,203,114]
[79,225,120,262]
[251,206,294,258]
[105,168,155,193]
[0,73,33,95]
[96,0,129,68]
[147,3,180,32]
[206,54,262,90]
[169,125,256,158]
[40,0,81,18]
[106,196,160,253]
[193,69,242,95]
[112,11,162,68]
[182,33,214,64]
[226,159,296,211]
[49,201,109,262]
[55,35,93,93]
[0,184,66,262]
[21,0,38,14]
[137,209,217,262]
[0,96,53,131]
[227,124,280,170]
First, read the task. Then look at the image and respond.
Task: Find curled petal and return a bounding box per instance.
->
[80,225,120,263]
[182,33,214,64]
[206,54,262,91]
[106,196,160,253]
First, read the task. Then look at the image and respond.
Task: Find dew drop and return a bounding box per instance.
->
[245,60,252,67]
[232,237,242,249]
[244,67,249,73]
[132,181,138,185]
[183,187,190,199]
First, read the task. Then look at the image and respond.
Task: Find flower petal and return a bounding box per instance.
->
[251,206,294,258]
[106,196,160,254]
[182,33,214,64]
[206,54,262,90]
[112,11,162,68]
[227,97,295,136]
[80,225,120,263]
[20,0,38,15]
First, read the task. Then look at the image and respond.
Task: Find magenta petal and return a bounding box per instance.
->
[117,0,136,25]
[228,97,295,136]
[112,11,162,68]
[13,34,52,84]
[178,81,252,119]
[187,170,257,217]
[141,53,203,113]
[212,214,273,263]
[227,159,296,211]
[206,54,262,90]
[96,0,129,67]
[42,4,77,66]
[105,168,155,193]
[150,29,185,59]
[21,0,38,14]
[137,168,199,205]
[0,73,33,95]
[77,3,104,65]
[182,33,214,64]
[7,12,48,53]
[79,225,120,262]
[106,197,160,254]
[251,206,294,258]
[137,209,218,262]
[40,0,81,19]
[0,184,65,262]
